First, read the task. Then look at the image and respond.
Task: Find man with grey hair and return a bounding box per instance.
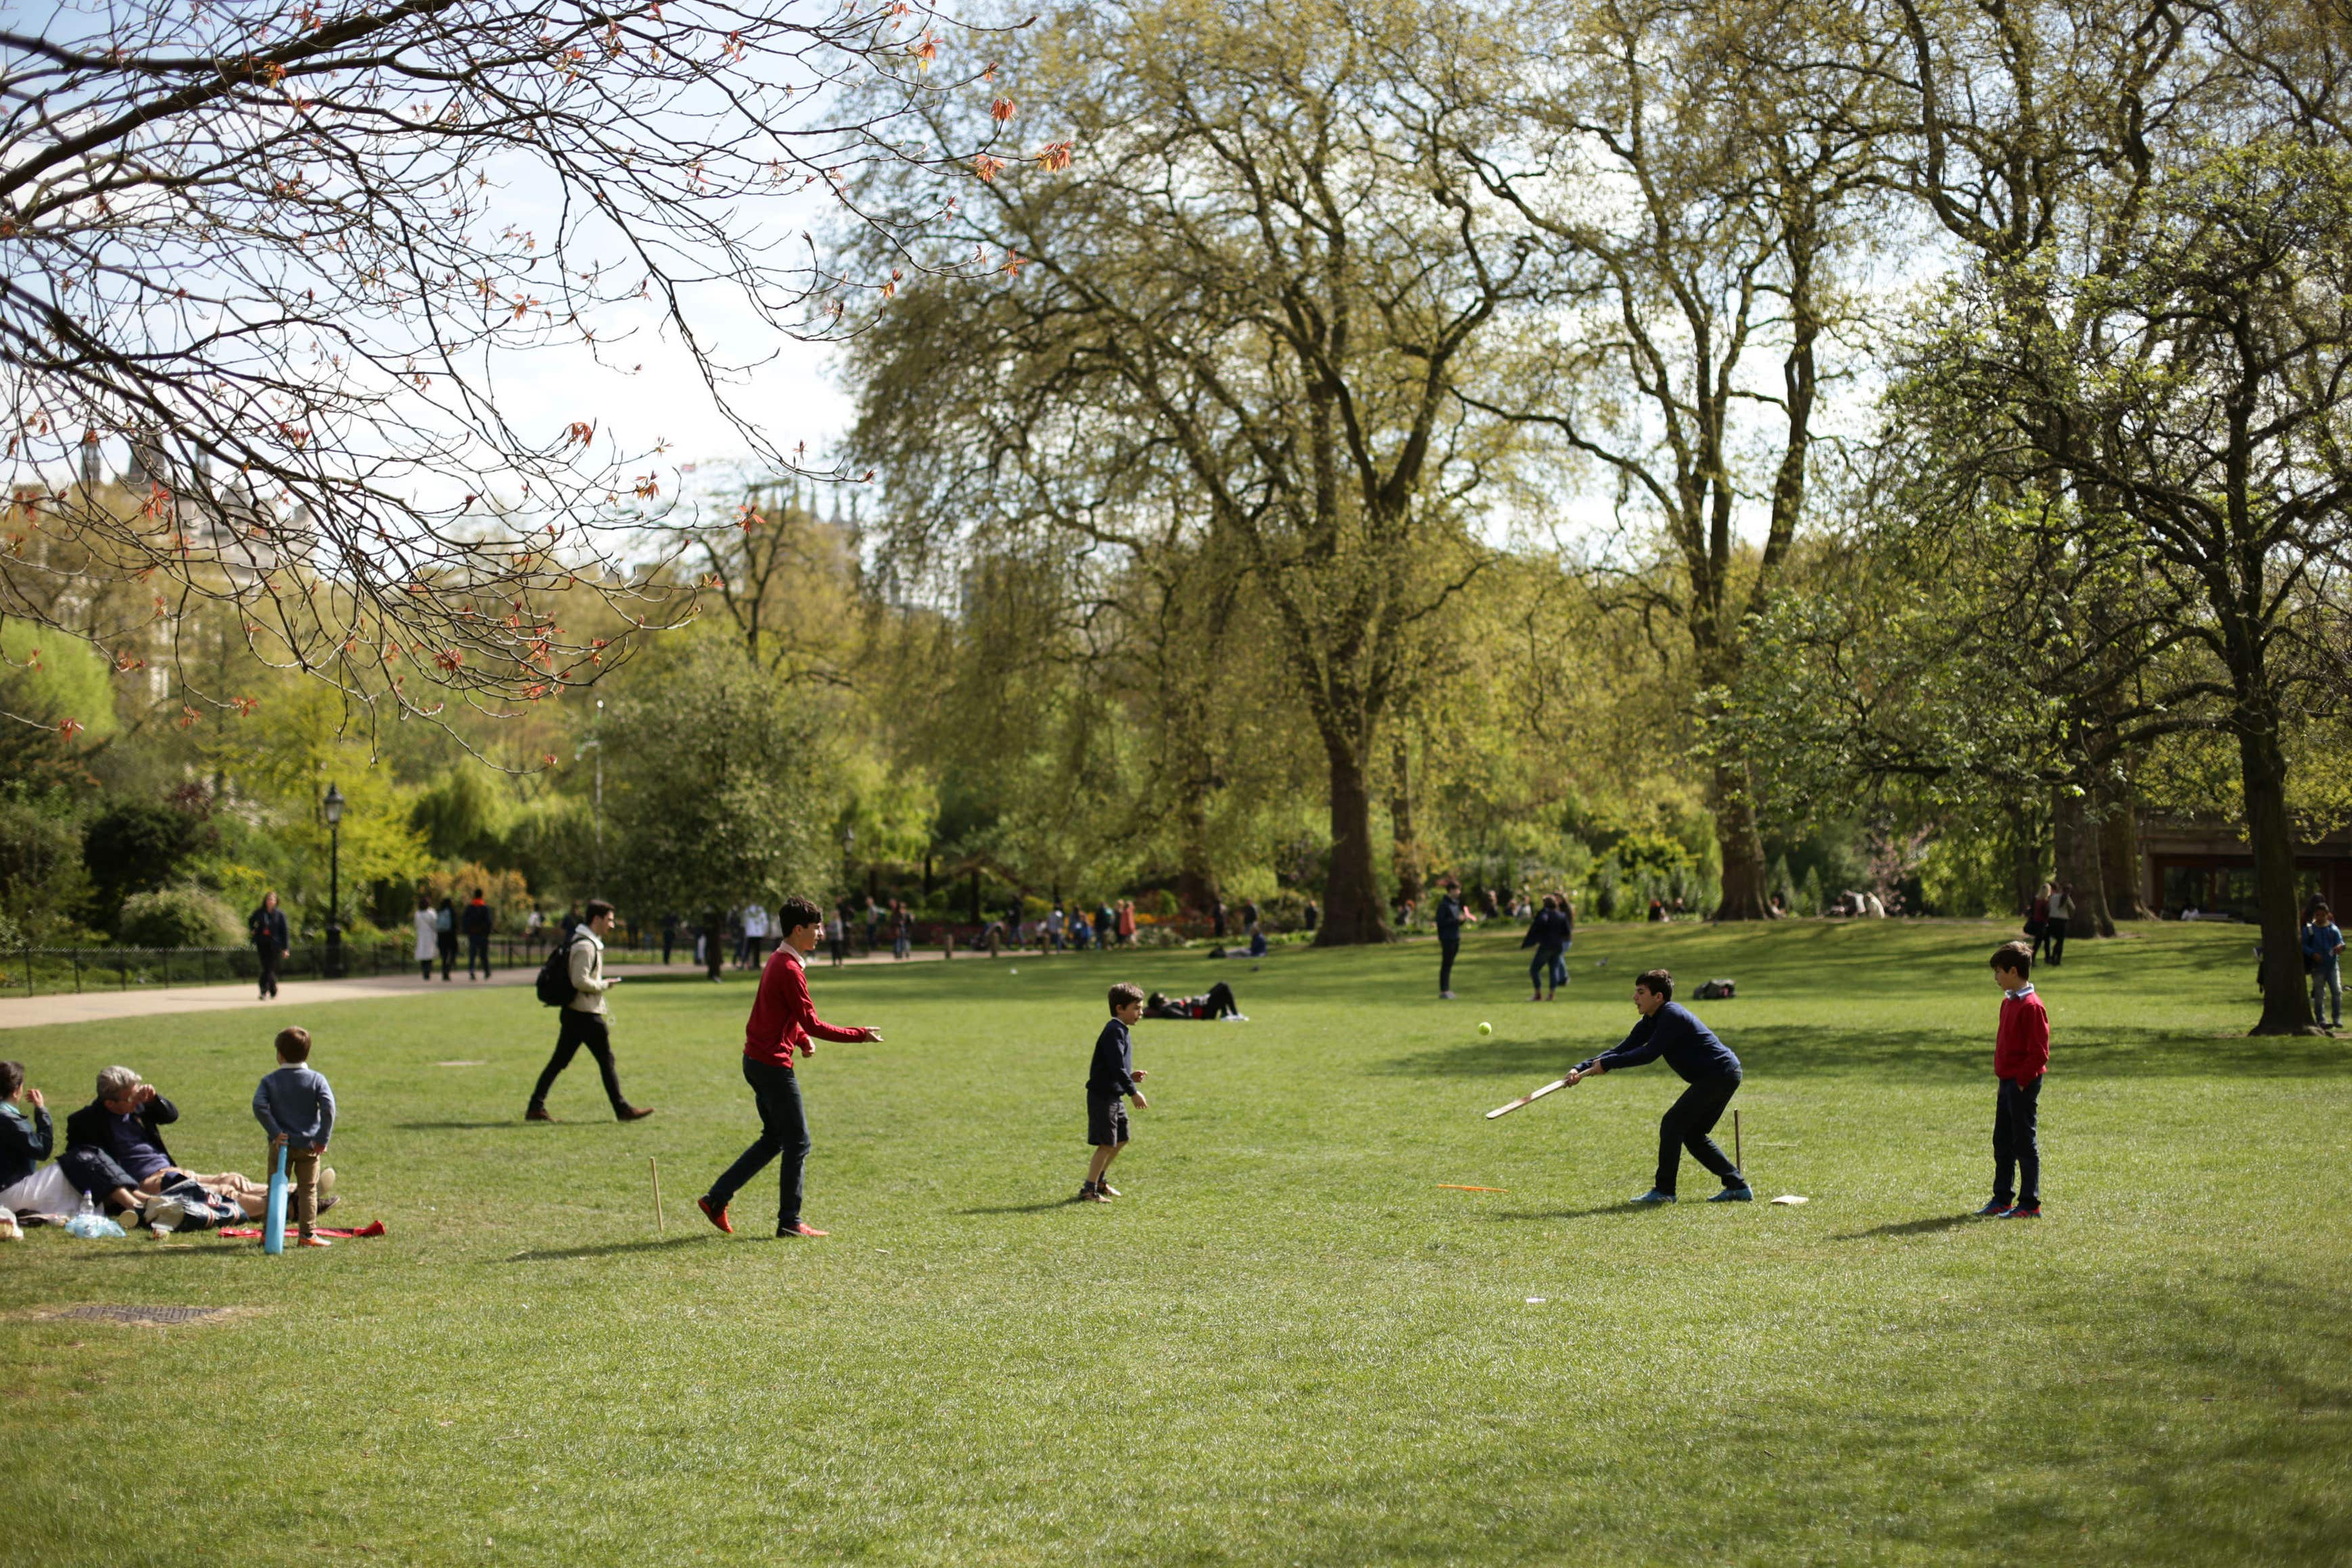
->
[61,1066,271,1225]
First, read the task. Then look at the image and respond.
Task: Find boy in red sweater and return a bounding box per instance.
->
[697,895,884,1239]
[1982,939,2050,1218]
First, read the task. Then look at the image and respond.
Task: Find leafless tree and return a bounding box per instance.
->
[1,0,1017,734]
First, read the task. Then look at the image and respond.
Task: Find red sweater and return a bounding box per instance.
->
[1994,986,2050,1081]
[743,945,864,1068]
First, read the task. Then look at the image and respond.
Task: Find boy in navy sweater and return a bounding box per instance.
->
[1082,983,1150,1202]
[252,1026,337,1247]
[1566,968,1751,1204]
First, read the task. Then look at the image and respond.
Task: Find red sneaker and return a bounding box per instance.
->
[697,1195,734,1235]
[778,1221,828,1238]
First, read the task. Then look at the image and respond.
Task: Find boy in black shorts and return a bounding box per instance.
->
[1082,982,1150,1202]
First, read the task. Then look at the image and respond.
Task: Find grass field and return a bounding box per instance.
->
[1,919,2347,1567]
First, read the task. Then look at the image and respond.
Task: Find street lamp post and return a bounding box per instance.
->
[323,783,345,979]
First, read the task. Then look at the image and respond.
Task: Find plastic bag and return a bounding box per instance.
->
[64,1191,126,1240]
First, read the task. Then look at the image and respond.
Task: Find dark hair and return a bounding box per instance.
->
[0,1061,21,1099]
[1992,940,2032,978]
[275,1026,312,1062]
[1110,982,1145,1013]
[778,895,824,933]
[473,887,485,899]
[1635,968,1674,1000]
[1143,990,1167,1011]
[584,898,616,923]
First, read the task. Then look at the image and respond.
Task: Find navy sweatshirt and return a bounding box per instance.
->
[1578,1001,1740,1083]
[1087,1018,1139,1098]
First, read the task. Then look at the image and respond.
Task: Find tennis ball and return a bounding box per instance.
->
[1478,1021,1492,1035]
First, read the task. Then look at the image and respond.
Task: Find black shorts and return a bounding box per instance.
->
[1087,1091,1130,1147]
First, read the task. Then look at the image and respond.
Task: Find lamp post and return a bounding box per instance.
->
[323,782,345,979]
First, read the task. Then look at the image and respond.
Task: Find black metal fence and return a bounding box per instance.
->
[0,934,683,1000]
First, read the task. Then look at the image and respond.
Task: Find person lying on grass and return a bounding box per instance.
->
[60,1065,277,1229]
[1564,970,1752,1205]
[697,895,885,1240]
[1143,982,1244,1020]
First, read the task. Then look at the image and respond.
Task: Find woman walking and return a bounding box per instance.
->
[248,890,290,999]
[436,895,459,981]
[413,894,438,982]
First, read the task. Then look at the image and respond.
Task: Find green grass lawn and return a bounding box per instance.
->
[2,920,2347,1566]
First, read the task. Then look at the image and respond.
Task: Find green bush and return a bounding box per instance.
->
[116,886,245,948]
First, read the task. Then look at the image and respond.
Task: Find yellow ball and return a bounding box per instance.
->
[1478,1021,1492,1036]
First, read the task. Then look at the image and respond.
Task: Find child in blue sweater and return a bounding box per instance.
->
[252,1026,337,1247]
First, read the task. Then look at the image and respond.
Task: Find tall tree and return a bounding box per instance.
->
[1453,0,1891,918]
[847,0,1527,943]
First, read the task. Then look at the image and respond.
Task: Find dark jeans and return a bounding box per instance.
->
[2025,920,2048,961]
[705,938,724,980]
[1438,932,1459,994]
[707,1058,811,1231]
[438,934,456,980]
[2044,918,2067,966]
[1656,1072,1743,1195]
[530,1010,630,1116]
[254,943,280,998]
[1205,980,1238,1017]
[1992,1075,2042,1207]
[467,934,490,979]
[1529,945,1562,993]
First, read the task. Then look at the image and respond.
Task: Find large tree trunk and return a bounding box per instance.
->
[2009,793,2044,915]
[2051,785,2114,938]
[1710,757,1771,920]
[2098,778,2148,920]
[1175,793,1219,916]
[1317,736,1390,946]
[2240,717,2318,1035]
[1389,732,1422,910]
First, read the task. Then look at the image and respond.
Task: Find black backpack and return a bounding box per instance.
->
[534,934,579,1007]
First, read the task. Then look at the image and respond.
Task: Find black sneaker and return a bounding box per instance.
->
[2000,1202,2042,1219]
[1077,1181,1105,1203]
[1975,1199,2010,1216]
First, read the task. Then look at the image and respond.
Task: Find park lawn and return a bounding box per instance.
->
[0,919,2347,1567]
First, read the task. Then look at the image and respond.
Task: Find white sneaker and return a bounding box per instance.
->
[318,1167,336,1199]
[143,1196,186,1233]
[1221,1013,1250,1022]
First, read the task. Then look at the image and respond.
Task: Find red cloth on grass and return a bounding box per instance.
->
[1995,987,2050,1082]
[743,945,864,1068]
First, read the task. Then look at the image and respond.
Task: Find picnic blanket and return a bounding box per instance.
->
[218,1220,386,1240]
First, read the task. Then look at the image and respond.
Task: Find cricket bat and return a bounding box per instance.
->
[1485,1076,1573,1119]
[264,1143,288,1255]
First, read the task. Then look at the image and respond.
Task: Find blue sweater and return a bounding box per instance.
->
[1087,1018,1138,1098]
[1578,1002,1740,1083]
[252,1064,336,1145]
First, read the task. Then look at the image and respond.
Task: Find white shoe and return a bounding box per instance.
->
[318,1167,336,1200]
[143,1196,186,1233]
[1221,1013,1250,1022]
[1440,990,1456,999]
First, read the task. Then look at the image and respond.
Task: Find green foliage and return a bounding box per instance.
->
[0,621,117,742]
[80,799,210,926]
[599,631,834,913]
[114,885,243,947]
[410,768,509,864]
[0,794,92,941]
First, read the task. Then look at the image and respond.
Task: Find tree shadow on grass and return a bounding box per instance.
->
[502,1235,711,1262]
[1833,1212,1983,1240]
[957,1198,1083,1216]
[394,1120,524,1131]
[1386,1025,2351,1083]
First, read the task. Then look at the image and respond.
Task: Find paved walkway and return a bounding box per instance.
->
[0,944,1016,1030]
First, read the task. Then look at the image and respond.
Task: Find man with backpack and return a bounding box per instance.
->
[527,900,653,1123]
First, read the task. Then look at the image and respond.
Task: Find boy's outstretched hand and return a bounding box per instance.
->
[1129,1093,1148,1111]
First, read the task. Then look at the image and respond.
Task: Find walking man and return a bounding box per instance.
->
[1435,877,1474,999]
[1564,968,1752,1204]
[697,896,883,1238]
[526,900,653,1123]
[463,888,494,981]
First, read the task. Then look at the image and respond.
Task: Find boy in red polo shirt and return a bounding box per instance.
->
[697,895,884,1239]
[1981,939,2050,1218]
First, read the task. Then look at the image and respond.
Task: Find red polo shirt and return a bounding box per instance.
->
[744,944,864,1068]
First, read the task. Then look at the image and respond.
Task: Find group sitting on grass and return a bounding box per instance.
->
[0,1046,340,1240]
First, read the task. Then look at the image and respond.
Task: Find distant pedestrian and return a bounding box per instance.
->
[436,896,458,982]
[526,900,653,1123]
[248,890,289,1000]
[412,894,438,982]
[2025,884,2051,960]
[1434,878,1474,999]
[1522,894,1568,1002]
[2306,902,2344,1030]
[661,911,680,966]
[701,905,726,982]
[2044,883,2073,966]
[1116,899,1137,947]
[463,888,494,980]
[1302,899,1318,932]
[892,899,912,960]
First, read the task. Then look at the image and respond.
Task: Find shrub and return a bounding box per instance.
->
[116,886,244,948]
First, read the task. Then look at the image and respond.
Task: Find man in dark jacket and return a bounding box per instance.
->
[62,1066,270,1223]
[1520,895,1569,1001]
[1435,878,1476,999]
[249,890,290,1000]
[1566,969,1752,1204]
[463,889,495,980]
